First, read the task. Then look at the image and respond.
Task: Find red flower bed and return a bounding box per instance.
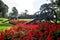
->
[0,21,60,40]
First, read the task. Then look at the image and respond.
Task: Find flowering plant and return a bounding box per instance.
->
[0,21,60,40]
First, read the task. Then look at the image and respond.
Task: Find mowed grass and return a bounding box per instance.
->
[0,18,11,31]
[0,26,10,31]
[0,23,11,31]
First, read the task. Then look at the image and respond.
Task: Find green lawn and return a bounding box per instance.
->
[0,23,11,31]
[0,26,10,31]
[0,18,11,31]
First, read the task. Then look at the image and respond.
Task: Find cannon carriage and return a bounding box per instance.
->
[26,4,57,24]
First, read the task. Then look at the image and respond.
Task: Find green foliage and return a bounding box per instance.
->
[12,7,18,16]
[57,11,60,19]
[0,0,8,18]
[0,23,11,26]
[9,7,18,19]
[40,4,49,10]
[48,0,60,19]
[0,26,10,31]
[52,30,60,40]
[0,23,11,31]
[0,18,11,31]
[0,18,8,23]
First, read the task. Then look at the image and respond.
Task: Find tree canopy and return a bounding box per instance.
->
[9,7,18,19]
[47,0,60,19]
[12,7,18,17]
[0,0,8,18]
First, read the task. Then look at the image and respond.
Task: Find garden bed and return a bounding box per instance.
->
[0,21,60,40]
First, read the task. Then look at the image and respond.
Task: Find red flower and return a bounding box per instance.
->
[5,29,10,35]
[57,37,60,40]
[44,30,49,35]
[39,32,43,40]
[0,32,4,40]
[57,23,60,30]
[11,38,15,40]
[46,35,52,40]
[49,24,56,33]
[27,31,32,38]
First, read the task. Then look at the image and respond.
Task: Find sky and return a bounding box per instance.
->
[2,0,50,15]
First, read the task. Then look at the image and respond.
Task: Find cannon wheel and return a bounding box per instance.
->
[40,8,57,23]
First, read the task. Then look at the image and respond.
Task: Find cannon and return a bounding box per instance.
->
[26,5,57,24]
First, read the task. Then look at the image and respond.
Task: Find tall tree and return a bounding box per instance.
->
[40,4,49,10]
[0,0,8,18]
[12,7,18,19]
[48,0,60,19]
[48,0,60,7]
